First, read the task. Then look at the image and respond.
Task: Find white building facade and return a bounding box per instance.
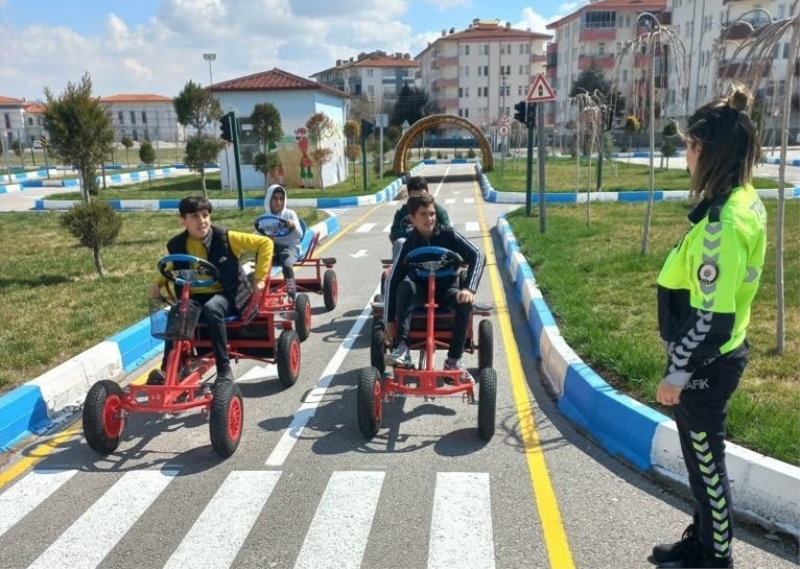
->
[100,94,184,144]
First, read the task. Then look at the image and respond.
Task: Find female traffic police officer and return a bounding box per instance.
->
[650,86,767,569]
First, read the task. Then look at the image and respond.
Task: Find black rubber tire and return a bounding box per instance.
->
[277,329,301,387]
[323,270,338,311]
[477,368,497,441]
[357,366,382,439]
[209,379,244,458]
[294,293,312,342]
[478,319,493,371]
[370,322,387,375]
[83,380,126,455]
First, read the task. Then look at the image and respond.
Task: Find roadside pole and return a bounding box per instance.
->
[230,113,244,210]
[537,103,547,233]
[525,107,535,218]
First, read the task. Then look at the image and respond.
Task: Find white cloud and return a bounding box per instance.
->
[423,0,470,8]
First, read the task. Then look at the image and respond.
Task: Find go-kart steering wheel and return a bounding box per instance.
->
[254,213,291,238]
[157,254,219,287]
[405,246,464,278]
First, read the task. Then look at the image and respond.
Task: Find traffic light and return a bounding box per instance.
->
[360,119,375,140]
[513,101,527,125]
[526,103,537,128]
[220,113,233,142]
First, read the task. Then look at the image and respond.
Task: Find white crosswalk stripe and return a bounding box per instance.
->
[464,221,480,233]
[382,223,392,233]
[0,469,77,539]
[163,471,281,569]
[356,222,377,233]
[0,468,500,568]
[28,470,176,569]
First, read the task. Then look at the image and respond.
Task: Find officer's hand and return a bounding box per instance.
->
[656,381,682,406]
[456,289,474,304]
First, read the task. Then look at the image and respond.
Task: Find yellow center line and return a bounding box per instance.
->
[314,202,387,254]
[473,180,575,569]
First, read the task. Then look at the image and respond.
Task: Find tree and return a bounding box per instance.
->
[250,102,283,154]
[184,134,224,197]
[61,201,123,277]
[120,135,134,167]
[305,112,336,191]
[391,86,429,127]
[569,65,611,99]
[173,80,222,135]
[344,145,361,187]
[42,72,115,202]
[660,119,678,169]
[253,151,282,189]
[139,140,156,187]
[624,115,641,155]
[343,119,361,187]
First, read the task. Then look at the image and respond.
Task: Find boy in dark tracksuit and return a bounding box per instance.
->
[389,175,451,261]
[651,87,766,569]
[149,196,274,384]
[383,193,484,380]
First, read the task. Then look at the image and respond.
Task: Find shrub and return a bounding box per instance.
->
[61,201,123,276]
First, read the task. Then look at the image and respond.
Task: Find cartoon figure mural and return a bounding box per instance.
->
[295,127,314,188]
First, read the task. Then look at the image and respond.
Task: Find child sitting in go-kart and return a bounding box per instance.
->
[383,193,485,382]
[261,184,304,300]
[148,196,274,385]
[389,175,451,262]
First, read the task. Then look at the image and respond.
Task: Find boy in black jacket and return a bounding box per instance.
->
[389,176,451,261]
[383,193,485,381]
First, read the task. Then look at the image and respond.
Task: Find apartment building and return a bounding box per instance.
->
[415,19,551,131]
[101,94,184,143]
[545,0,668,130]
[1,96,46,148]
[312,51,419,118]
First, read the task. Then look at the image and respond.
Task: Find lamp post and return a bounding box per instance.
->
[203,53,217,86]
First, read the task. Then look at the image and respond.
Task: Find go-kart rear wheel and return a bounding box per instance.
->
[277,329,301,387]
[83,380,126,455]
[294,293,312,342]
[209,379,243,458]
[370,322,386,374]
[477,368,497,441]
[478,319,493,371]
[357,366,383,439]
[323,269,338,311]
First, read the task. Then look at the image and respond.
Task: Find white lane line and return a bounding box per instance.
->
[427,472,495,569]
[382,223,392,233]
[356,223,377,233]
[444,198,456,205]
[432,166,450,197]
[293,471,385,569]
[465,221,480,233]
[265,286,378,467]
[236,364,277,382]
[464,197,475,204]
[163,471,281,569]
[28,470,176,569]
[0,469,78,539]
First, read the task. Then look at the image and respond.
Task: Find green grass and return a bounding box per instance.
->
[507,200,800,464]
[487,157,780,193]
[0,206,325,394]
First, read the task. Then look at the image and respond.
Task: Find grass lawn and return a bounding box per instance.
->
[487,157,780,193]
[507,199,799,464]
[0,207,325,395]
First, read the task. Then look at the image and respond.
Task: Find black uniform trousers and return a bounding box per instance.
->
[672,343,748,562]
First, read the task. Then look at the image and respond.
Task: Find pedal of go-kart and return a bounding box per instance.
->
[380,258,393,266]
[321,257,337,266]
[473,302,493,313]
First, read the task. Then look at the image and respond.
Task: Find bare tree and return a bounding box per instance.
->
[306,112,336,192]
[711,4,800,354]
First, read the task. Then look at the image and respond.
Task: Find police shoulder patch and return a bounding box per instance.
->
[697,262,719,285]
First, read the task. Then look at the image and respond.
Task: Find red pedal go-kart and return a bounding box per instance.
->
[82,254,301,458]
[254,213,338,343]
[358,246,497,441]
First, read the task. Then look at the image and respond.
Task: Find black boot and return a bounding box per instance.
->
[652,524,699,565]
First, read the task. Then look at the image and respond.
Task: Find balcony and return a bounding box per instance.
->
[531,54,547,64]
[433,55,459,68]
[546,43,558,55]
[579,27,617,42]
[432,77,459,91]
[546,66,558,79]
[717,61,771,79]
[437,98,459,110]
[578,54,615,70]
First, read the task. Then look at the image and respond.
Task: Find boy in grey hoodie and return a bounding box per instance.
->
[260,184,303,299]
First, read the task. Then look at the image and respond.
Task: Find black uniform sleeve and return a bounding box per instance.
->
[445,227,484,293]
[384,239,411,323]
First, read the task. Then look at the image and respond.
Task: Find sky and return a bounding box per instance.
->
[0,0,588,101]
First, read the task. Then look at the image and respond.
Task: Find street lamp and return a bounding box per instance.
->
[203,53,217,86]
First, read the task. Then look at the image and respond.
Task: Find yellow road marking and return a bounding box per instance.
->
[314,202,387,254]
[473,181,575,569]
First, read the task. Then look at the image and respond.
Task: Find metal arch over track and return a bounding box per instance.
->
[392,114,494,175]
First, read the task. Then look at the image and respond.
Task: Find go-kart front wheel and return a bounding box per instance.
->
[478,319,493,371]
[477,368,497,441]
[357,367,383,439]
[370,322,386,375]
[209,379,244,458]
[294,293,312,342]
[323,269,338,311]
[83,380,126,455]
[277,329,301,387]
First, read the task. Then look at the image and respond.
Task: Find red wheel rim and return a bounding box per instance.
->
[290,338,301,374]
[305,303,312,330]
[103,394,123,438]
[372,376,382,423]
[227,396,243,441]
[332,279,339,302]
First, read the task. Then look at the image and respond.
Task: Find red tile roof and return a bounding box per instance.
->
[547,0,666,29]
[0,95,25,105]
[348,56,418,68]
[417,20,552,58]
[100,94,173,102]
[24,103,45,113]
[210,68,347,98]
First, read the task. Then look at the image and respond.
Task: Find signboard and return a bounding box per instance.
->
[500,114,510,125]
[498,125,510,137]
[526,73,556,103]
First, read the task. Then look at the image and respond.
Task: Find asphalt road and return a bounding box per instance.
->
[0,164,796,569]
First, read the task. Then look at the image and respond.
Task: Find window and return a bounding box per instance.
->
[118,111,124,124]
[463,44,470,55]
[383,69,395,77]
[500,44,506,54]
[519,43,525,54]
[599,43,605,55]
[622,69,628,82]
[464,108,469,118]
[784,42,790,59]
[27,117,34,126]
[464,87,469,97]
[130,111,136,124]
[367,69,374,77]
[583,11,616,29]
[3,113,10,129]
[459,87,464,97]
[484,65,489,76]
[141,111,147,124]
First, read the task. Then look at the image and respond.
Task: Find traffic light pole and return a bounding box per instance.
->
[227,112,244,210]
[525,113,535,218]
[537,103,547,234]
[360,133,368,193]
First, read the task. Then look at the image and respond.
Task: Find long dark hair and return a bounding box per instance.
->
[682,85,761,200]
